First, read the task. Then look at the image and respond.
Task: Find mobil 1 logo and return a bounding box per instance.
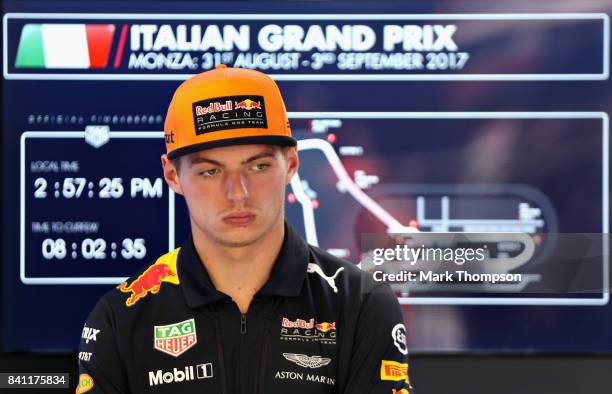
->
[192,95,267,135]
[148,363,213,386]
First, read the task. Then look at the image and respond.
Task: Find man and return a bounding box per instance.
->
[76,65,412,394]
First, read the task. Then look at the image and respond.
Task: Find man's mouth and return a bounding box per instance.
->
[223,212,256,226]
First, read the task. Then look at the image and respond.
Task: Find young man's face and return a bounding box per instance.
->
[162,144,299,248]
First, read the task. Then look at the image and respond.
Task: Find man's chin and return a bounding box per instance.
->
[215,235,260,248]
[214,226,263,247]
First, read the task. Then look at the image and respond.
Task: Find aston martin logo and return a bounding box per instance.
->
[282,353,332,369]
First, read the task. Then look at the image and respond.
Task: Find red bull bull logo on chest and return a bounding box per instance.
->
[117,248,181,307]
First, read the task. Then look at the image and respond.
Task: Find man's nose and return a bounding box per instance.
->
[225,171,249,202]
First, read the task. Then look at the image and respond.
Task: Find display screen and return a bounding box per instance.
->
[2,0,611,353]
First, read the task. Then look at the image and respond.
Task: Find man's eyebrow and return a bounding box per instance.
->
[189,157,223,167]
[189,149,277,167]
[243,150,276,163]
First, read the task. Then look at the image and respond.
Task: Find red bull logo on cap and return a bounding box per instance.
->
[194,100,233,116]
[117,248,181,307]
[234,98,261,110]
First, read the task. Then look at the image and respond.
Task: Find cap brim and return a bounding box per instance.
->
[167,135,297,160]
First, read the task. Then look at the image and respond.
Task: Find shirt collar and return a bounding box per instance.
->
[178,221,309,309]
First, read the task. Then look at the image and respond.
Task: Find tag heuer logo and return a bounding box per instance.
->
[283,353,332,369]
[154,318,197,357]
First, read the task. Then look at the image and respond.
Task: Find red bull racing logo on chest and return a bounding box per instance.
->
[117,248,180,307]
[315,322,336,333]
[282,317,314,329]
[280,317,337,345]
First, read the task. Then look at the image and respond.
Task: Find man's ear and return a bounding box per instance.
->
[284,146,299,185]
[161,154,184,195]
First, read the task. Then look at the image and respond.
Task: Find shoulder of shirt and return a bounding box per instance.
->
[101,247,182,310]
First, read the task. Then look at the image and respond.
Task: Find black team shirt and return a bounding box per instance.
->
[77,223,413,393]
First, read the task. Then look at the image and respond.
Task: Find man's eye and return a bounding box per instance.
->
[251,162,270,171]
[199,168,219,177]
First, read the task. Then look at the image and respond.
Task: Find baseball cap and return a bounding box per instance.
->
[164,64,296,159]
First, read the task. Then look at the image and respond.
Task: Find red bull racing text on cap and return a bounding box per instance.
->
[164,64,296,159]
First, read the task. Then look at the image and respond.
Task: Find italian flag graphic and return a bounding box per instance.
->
[15,24,115,69]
